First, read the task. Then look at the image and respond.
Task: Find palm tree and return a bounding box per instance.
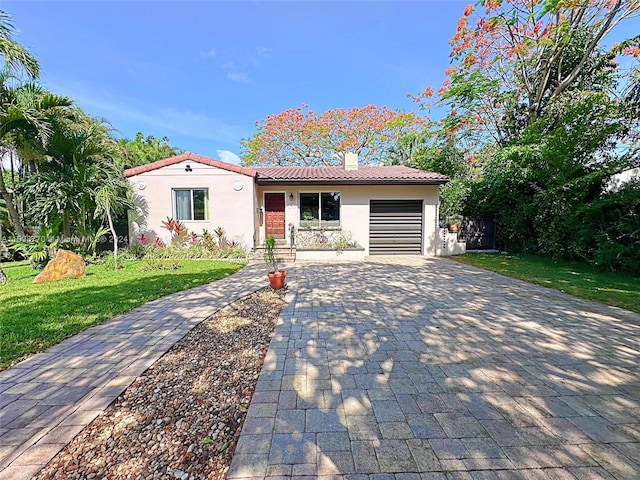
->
[0,10,39,79]
[93,122,133,266]
[0,82,72,237]
[0,10,44,282]
[95,180,132,268]
[22,111,132,254]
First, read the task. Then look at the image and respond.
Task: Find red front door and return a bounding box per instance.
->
[265,193,286,239]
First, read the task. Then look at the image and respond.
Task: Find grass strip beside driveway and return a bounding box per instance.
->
[0,260,244,370]
[449,253,640,314]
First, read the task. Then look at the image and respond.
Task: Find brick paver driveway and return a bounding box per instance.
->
[229,257,640,479]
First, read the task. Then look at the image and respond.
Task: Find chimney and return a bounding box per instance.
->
[344,152,358,171]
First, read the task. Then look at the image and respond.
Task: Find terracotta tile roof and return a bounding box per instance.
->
[123,152,257,178]
[254,165,449,185]
[123,152,448,185]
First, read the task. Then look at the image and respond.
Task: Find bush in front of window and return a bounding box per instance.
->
[127,222,247,260]
[295,229,358,250]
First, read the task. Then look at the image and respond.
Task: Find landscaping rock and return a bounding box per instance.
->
[33,249,86,284]
[35,287,285,479]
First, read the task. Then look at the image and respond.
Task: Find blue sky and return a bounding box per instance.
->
[2,1,471,162]
[2,1,638,164]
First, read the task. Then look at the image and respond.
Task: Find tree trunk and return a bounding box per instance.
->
[0,174,26,238]
[106,209,118,268]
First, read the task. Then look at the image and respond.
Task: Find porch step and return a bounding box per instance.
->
[248,246,296,265]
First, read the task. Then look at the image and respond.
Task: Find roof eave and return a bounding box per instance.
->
[124,152,257,178]
[255,178,449,186]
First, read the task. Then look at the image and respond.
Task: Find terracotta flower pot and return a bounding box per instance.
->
[268,270,287,290]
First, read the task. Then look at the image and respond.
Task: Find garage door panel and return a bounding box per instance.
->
[370,238,422,244]
[370,217,422,224]
[369,212,423,217]
[369,200,423,255]
[370,222,421,228]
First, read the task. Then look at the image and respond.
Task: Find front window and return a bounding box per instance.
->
[173,189,209,221]
[299,192,340,228]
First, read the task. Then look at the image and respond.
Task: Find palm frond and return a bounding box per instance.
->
[0,11,39,78]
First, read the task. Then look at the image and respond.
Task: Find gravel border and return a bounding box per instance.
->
[36,287,286,479]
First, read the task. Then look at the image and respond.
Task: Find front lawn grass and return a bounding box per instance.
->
[0,260,244,370]
[449,253,640,314]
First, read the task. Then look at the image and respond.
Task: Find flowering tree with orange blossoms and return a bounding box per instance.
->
[414,0,640,147]
[241,104,424,166]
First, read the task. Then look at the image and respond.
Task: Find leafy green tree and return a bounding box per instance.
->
[414,0,639,147]
[624,68,640,108]
[118,132,181,168]
[410,136,467,179]
[468,89,638,258]
[410,135,473,218]
[406,1,639,273]
[386,134,427,166]
[574,181,640,274]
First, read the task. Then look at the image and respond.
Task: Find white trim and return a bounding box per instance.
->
[172,187,209,221]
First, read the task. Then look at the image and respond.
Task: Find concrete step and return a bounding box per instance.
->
[249,245,296,264]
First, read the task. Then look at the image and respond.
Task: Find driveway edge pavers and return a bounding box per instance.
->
[0,263,268,480]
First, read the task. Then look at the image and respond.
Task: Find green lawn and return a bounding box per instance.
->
[449,253,640,314]
[0,260,244,370]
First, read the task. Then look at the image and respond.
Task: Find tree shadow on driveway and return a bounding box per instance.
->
[230,257,640,478]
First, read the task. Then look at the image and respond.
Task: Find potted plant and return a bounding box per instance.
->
[447,214,463,233]
[264,234,286,289]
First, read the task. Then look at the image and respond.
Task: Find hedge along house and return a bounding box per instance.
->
[124,152,449,256]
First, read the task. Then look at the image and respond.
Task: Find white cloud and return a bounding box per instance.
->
[226,70,248,82]
[221,61,249,83]
[256,46,271,58]
[50,81,245,144]
[216,149,241,165]
[202,47,216,58]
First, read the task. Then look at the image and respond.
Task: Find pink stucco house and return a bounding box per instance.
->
[124,152,449,256]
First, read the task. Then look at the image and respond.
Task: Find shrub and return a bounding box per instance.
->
[135,223,246,260]
[99,252,122,270]
[135,238,247,261]
[329,230,357,250]
[161,217,188,245]
[296,229,358,250]
[125,243,147,260]
[5,226,60,269]
[574,182,640,274]
[140,258,181,271]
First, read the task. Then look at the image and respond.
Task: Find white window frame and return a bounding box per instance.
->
[172,188,209,221]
